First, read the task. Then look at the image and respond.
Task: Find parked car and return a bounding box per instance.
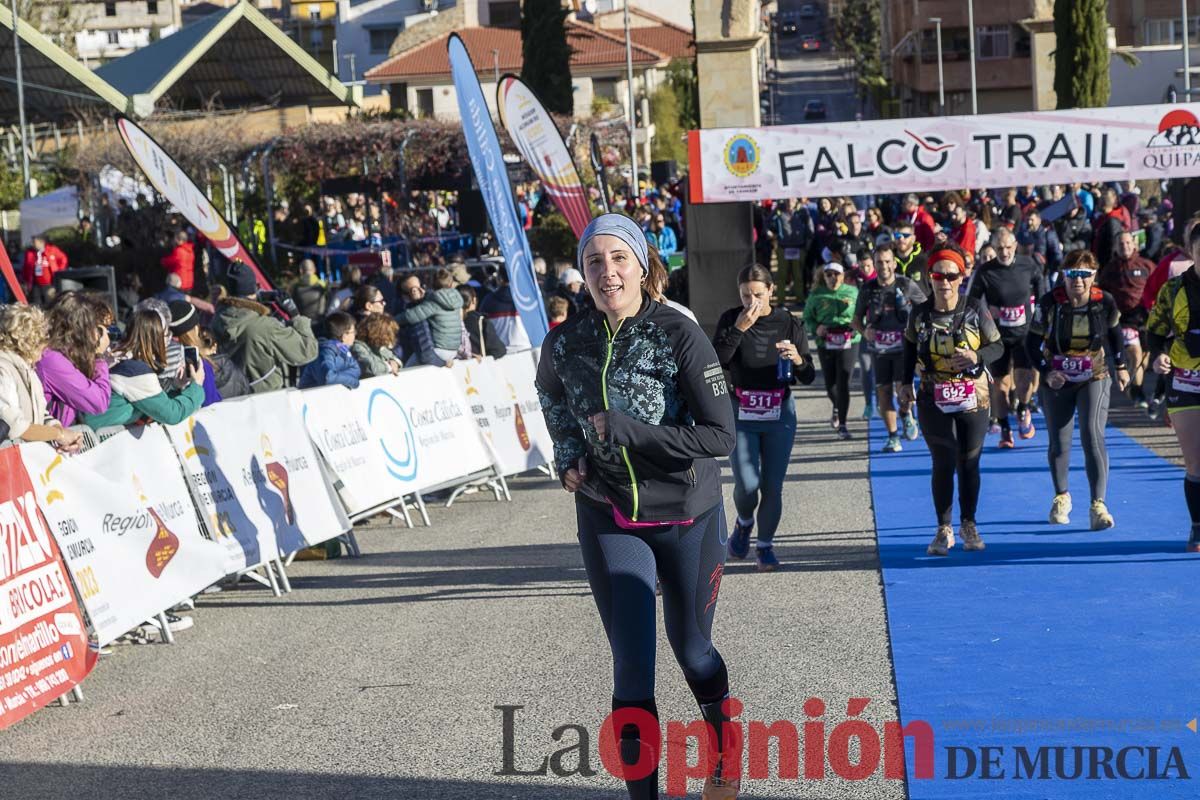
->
[804,99,827,120]
[801,35,821,51]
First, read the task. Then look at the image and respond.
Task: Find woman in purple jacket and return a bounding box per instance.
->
[36,292,112,426]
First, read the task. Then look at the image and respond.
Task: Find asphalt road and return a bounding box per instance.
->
[767,0,860,125]
[0,384,905,800]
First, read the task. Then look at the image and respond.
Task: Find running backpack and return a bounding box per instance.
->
[1049,286,1107,354]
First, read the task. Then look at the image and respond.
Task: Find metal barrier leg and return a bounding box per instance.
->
[414,493,432,527]
[387,506,413,528]
[156,612,175,645]
[273,557,292,593]
[71,686,84,702]
[264,562,282,597]
[342,531,361,557]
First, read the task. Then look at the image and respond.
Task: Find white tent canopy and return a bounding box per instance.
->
[20,185,79,245]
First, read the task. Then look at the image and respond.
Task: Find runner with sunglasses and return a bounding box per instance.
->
[1025,250,1128,529]
[901,245,1004,556]
[853,242,926,451]
[1147,225,1200,552]
[804,261,860,440]
[893,221,930,294]
[714,265,815,571]
[968,228,1048,449]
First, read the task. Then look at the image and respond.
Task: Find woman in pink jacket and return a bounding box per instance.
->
[36,292,112,426]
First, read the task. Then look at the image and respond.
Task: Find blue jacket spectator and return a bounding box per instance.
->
[298,312,361,389]
[646,215,678,258]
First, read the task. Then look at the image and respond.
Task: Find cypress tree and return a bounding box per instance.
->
[520,0,574,115]
[1054,0,1111,108]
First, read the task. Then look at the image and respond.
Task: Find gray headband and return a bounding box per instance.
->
[577,213,649,276]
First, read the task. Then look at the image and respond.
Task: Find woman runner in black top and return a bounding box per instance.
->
[901,244,1004,556]
[536,213,739,800]
[713,264,814,571]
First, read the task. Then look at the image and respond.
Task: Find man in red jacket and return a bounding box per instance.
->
[22,235,68,306]
[160,230,195,292]
[1097,230,1155,407]
[902,193,937,251]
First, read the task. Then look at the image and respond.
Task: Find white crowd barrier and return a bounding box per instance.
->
[0,351,553,729]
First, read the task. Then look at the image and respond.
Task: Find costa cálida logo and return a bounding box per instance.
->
[261,435,295,525]
[134,474,180,579]
[1143,109,1200,171]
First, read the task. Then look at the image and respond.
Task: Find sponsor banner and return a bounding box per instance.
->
[0,447,94,729]
[20,429,228,646]
[497,75,593,238]
[354,369,494,492]
[452,354,552,476]
[165,393,349,571]
[495,351,555,472]
[290,387,402,517]
[688,103,1200,203]
[448,35,549,347]
[116,116,271,289]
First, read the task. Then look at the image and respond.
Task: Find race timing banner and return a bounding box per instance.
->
[688,103,1200,203]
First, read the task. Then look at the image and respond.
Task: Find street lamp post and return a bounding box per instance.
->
[624,0,638,197]
[930,17,944,115]
[967,0,978,113]
[10,0,30,199]
[1184,0,1192,100]
[492,48,500,86]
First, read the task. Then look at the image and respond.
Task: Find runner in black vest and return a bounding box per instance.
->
[901,244,1004,556]
[968,227,1048,449]
[853,242,926,452]
[1025,250,1129,529]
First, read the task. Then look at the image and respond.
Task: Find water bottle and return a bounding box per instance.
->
[777,340,793,383]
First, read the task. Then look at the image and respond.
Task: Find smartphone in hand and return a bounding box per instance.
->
[183,345,201,371]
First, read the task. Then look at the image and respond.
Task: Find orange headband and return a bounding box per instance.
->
[928,249,966,272]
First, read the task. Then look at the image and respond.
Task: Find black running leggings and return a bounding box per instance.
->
[575,500,731,709]
[818,344,859,426]
[1041,377,1111,501]
[918,399,989,526]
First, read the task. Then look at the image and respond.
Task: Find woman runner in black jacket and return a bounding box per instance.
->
[536,213,739,800]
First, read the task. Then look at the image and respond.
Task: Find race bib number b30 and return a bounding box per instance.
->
[934,380,978,414]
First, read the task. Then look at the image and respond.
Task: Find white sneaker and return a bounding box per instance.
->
[1048,493,1072,525]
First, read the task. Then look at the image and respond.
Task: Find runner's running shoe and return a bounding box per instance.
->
[927,525,955,556]
[830,408,839,430]
[959,520,985,551]
[999,429,1015,449]
[702,763,740,799]
[756,546,780,572]
[902,413,920,441]
[1018,408,1036,439]
[1148,397,1165,421]
[1189,527,1200,553]
[861,401,875,420]
[988,419,1001,435]
[1089,500,1114,530]
[837,425,852,440]
[728,519,752,560]
[881,434,902,453]
[1049,493,1072,524]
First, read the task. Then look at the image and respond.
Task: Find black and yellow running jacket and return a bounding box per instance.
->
[535,295,735,524]
[1148,265,1200,371]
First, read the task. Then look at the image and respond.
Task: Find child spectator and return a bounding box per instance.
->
[547,296,570,329]
[199,328,250,399]
[458,285,506,360]
[80,308,206,429]
[299,311,361,389]
[169,301,221,407]
[396,268,465,364]
[352,313,402,378]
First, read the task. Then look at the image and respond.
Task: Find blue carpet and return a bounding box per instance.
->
[869,411,1200,797]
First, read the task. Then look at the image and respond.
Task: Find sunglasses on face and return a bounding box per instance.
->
[894,232,914,239]
[930,271,963,283]
[1064,269,1095,279]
